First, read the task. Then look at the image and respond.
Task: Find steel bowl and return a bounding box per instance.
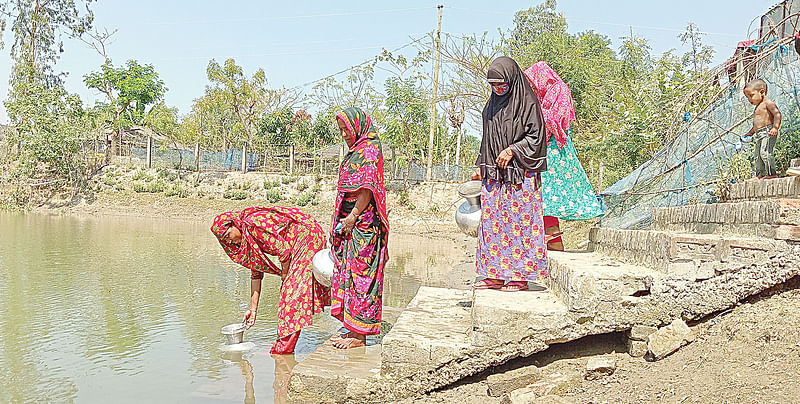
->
[221,323,246,345]
[312,248,334,288]
[458,180,482,207]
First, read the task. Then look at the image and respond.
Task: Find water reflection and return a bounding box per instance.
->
[0,212,470,403]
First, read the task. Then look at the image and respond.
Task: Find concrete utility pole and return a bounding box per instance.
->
[425,5,444,181]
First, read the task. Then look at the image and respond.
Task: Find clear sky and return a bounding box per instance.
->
[0,0,781,123]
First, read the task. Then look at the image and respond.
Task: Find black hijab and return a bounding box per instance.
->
[477,56,547,184]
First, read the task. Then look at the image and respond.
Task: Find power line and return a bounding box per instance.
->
[156,42,416,62]
[144,6,433,26]
[295,34,429,89]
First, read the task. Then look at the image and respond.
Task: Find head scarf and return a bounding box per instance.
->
[523,62,576,149]
[332,107,390,242]
[478,56,547,184]
[211,206,297,274]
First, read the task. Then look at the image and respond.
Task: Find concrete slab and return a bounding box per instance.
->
[380,287,473,377]
[546,251,657,313]
[288,341,383,403]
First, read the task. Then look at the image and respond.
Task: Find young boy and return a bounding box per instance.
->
[743,79,782,179]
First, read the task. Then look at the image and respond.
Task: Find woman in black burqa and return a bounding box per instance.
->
[471,56,550,292]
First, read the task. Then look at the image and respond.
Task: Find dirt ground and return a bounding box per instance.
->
[401,279,800,404]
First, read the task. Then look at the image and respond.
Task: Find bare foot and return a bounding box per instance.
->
[333,332,366,349]
[328,332,348,343]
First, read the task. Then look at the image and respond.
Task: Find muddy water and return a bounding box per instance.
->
[0,212,472,403]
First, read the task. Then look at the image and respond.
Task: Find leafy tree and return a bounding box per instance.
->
[383,76,429,186]
[679,22,715,74]
[5,62,90,182]
[84,59,167,155]
[205,58,300,148]
[0,0,94,76]
[1,0,95,189]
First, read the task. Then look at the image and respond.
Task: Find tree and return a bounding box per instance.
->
[383,76,429,187]
[84,59,167,156]
[205,58,300,148]
[679,22,715,74]
[312,63,381,113]
[0,0,94,76]
[145,102,185,177]
[1,0,95,189]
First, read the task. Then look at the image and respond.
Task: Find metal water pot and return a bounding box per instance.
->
[312,248,334,288]
[455,180,482,237]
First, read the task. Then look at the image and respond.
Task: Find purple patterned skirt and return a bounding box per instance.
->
[476,172,548,282]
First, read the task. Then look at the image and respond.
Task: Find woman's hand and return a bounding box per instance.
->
[495,147,514,169]
[280,259,290,282]
[243,307,257,329]
[471,167,481,180]
[341,212,357,237]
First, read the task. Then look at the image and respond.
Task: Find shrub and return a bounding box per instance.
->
[775,129,800,175]
[132,170,149,181]
[102,176,116,186]
[714,150,752,201]
[223,189,248,200]
[265,189,282,203]
[241,181,252,190]
[165,184,189,198]
[147,181,166,193]
[398,189,415,210]
[312,184,322,193]
[280,176,292,185]
[294,192,314,207]
[133,182,147,193]
[297,181,309,191]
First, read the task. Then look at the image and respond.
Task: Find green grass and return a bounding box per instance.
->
[296,181,309,191]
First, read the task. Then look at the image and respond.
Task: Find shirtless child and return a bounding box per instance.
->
[743,79,782,179]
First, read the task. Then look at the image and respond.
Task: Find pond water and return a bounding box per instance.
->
[0,212,471,403]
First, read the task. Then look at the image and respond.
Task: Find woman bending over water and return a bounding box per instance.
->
[328,107,390,349]
[211,206,330,354]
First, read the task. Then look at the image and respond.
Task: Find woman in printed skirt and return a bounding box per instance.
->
[472,56,550,292]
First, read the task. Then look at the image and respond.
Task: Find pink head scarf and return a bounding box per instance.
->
[522,61,575,149]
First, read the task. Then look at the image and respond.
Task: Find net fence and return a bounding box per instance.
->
[600,41,800,229]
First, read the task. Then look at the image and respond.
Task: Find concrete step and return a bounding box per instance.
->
[380,287,474,383]
[471,288,568,348]
[288,341,383,403]
[546,251,658,314]
[652,199,800,241]
[588,227,791,273]
[729,176,800,201]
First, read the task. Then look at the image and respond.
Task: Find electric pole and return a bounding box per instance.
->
[425,5,443,181]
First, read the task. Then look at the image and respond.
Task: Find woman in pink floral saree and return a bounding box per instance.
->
[328,107,390,349]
